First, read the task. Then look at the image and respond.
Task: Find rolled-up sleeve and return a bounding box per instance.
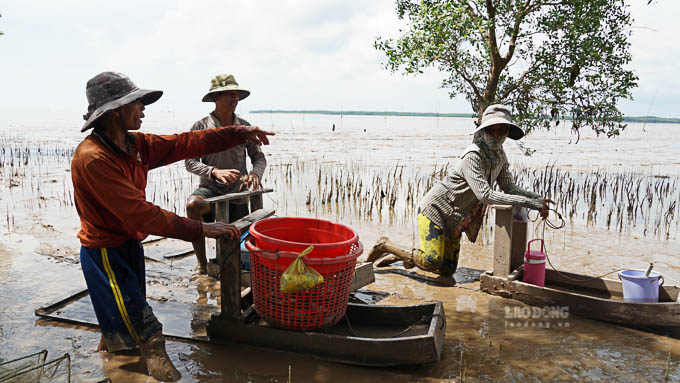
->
[496,164,543,200]
[185,157,213,178]
[460,153,543,210]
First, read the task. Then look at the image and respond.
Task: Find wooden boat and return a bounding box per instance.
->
[480,205,680,329]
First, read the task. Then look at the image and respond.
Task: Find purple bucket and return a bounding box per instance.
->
[618,270,664,303]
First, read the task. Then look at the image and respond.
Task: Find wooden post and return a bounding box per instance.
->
[215,200,230,225]
[215,209,276,322]
[214,200,240,319]
[218,236,241,320]
[511,218,528,273]
[250,193,263,211]
[491,205,513,277]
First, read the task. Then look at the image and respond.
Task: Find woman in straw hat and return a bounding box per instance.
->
[368,104,552,277]
[71,72,273,381]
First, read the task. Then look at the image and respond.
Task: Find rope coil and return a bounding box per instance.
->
[528,208,625,282]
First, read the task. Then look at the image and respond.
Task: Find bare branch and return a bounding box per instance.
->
[466,0,481,17]
[458,66,483,101]
[444,43,483,100]
[499,60,544,100]
[485,0,501,65]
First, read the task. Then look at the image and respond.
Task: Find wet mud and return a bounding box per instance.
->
[3,219,679,382]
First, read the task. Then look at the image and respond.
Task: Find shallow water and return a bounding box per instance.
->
[1,112,679,382]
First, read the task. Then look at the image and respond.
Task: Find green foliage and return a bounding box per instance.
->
[375,0,638,137]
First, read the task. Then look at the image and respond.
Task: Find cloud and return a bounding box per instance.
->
[0,0,677,119]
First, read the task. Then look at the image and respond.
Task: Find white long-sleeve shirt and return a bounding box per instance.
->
[419,143,543,240]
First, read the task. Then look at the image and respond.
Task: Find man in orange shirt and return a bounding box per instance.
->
[71,72,273,382]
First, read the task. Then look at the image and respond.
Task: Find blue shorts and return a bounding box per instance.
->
[80,240,162,351]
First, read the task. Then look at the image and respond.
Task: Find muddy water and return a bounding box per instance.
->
[1,113,679,381]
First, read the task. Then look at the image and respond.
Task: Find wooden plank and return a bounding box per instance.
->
[34,288,88,316]
[141,236,165,245]
[232,209,275,232]
[162,248,194,259]
[546,269,623,297]
[492,206,513,277]
[350,263,375,291]
[204,188,273,204]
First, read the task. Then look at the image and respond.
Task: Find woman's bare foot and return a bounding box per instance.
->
[366,236,389,263]
[402,255,416,269]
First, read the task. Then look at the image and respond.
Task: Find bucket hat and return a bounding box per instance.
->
[472,104,525,140]
[202,74,250,102]
[82,72,162,132]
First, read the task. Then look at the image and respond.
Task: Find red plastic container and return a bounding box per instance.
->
[522,239,546,287]
[246,217,363,331]
[249,217,358,257]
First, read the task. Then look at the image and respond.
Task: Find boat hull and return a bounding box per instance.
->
[480,269,680,328]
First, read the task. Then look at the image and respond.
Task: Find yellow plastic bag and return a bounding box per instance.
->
[280,245,324,293]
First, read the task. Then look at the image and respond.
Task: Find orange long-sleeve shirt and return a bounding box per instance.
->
[71,127,248,248]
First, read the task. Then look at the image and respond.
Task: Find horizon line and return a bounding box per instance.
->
[249,109,680,124]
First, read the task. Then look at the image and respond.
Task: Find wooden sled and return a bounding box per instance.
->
[206,193,446,366]
[480,205,680,329]
[208,288,445,366]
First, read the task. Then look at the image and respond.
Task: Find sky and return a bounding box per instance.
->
[0,0,678,120]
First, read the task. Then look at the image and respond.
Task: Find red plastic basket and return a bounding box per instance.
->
[249,217,358,257]
[245,217,363,331]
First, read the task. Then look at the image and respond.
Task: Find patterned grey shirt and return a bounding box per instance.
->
[419,143,543,238]
[184,113,267,197]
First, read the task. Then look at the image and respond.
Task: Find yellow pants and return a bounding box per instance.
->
[415,213,461,276]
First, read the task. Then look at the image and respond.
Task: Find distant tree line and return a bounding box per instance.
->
[250,110,680,124]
